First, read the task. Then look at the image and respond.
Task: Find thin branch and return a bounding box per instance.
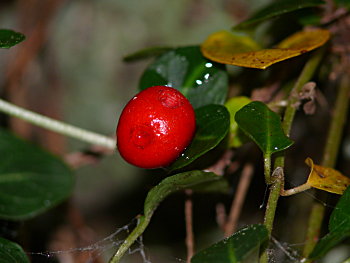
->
[302,203,325,258]
[0,98,116,149]
[64,145,115,169]
[280,183,312,196]
[303,73,350,258]
[109,216,149,263]
[224,163,254,236]
[263,167,284,234]
[264,154,272,184]
[216,203,227,232]
[260,47,326,263]
[185,189,195,263]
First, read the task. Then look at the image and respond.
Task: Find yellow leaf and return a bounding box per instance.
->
[224,96,252,148]
[201,29,330,69]
[305,157,350,195]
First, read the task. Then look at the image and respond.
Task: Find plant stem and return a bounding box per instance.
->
[264,153,272,184]
[260,168,283,263]
[224,163,254,236]
[322,75,350,168]
[303,74,350,258]
[185,190,195,263]
[109,216,150,263]
[280,183,311,196]
[0,98,116,149]
[263,168,283,234]
[260,48,326,263]
[281,48,326,137]
[302,203,325,257]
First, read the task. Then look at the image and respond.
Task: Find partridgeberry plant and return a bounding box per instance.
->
[0,1,350,263]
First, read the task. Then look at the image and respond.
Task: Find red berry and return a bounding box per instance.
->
[117,86,196,169]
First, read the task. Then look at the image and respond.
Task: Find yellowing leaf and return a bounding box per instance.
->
[200,30,261,56]
[277,29,329,49]
[305,157,350,195]
[225,96,252,148]
[201,29,330,69]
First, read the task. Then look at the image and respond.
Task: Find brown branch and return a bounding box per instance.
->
[64,143,115,169]
[216,203,227,232]
[5,0,67,148]
[204,150,234,176]
[185,189,194,263]
[224,163,254,236]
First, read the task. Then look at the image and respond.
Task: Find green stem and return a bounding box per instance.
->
[109,216,150,263]
[302,203,324,257]
[263,153,272,184]
[303,74,350,258]
[260,168,283,263]
[322,75,350,168]
[0,98,116,149]
[263,168,283,234]
[260,48,326,263]
[282,47,326,137]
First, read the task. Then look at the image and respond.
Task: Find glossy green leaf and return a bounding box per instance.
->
[169,104,230,171]
[0,129,74,220]
[144,170,223,217]
[225,96,251,148]
[235,101,293,155]
[110,170,226,261]
[123,46,173,62]
[234,0,325,30]
[330,186,350,231]
[191,178,229,194]
[309,186,350,259]
[0,238,30,263]
[191,224,268,263]
[139,46,228,109]
[0,29,25,49]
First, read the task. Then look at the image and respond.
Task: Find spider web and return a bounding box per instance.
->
[262,177,350,263]
[26,178,348,263]
[27,219,151,263]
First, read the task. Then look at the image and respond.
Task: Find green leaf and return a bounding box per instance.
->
[235,101,293,156]
[191,224,268,263]
[109,170,226,262]
[0,29,25,49]
[234,0,325,30]
[0,238,30,263]
[309,186,350,259]
[139,46,228,109]
[0,129,74,220]
[191,178,230,194]
[169,104,230,171]
[224,96,252,148]
[144,170,223,217]
[123,46,173,62]
[330,186,350,231]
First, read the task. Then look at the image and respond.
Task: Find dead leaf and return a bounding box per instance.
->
[201,29,330,69]
[305,157,350,195]
[300,82,317,115]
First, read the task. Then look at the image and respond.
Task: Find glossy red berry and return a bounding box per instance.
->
[117,86,196,169]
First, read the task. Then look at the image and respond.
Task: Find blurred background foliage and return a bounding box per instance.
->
[0,1,262,262]
[1,0,349,262]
